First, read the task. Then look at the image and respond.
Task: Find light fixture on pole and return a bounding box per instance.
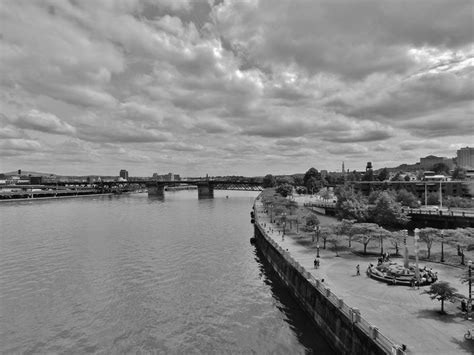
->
[316,244,320,258]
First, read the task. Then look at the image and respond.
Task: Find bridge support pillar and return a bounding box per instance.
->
[197,182,214,199]
[147,183,165,196]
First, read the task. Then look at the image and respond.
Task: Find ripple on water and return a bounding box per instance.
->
[1,192,334,354]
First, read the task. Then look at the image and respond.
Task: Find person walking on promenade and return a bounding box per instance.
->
[356,264,360,276]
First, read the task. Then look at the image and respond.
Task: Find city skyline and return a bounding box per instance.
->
[1,1,473,176]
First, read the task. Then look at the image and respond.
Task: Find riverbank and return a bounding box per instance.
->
[254,194,474,354]
[0,192,120,203]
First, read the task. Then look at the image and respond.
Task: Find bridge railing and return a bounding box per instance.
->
[402,208,474,218]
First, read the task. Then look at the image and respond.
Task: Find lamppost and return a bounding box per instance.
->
[414,228,420,288]
[317,244,320,258]
[403,229,409,269]
[468,260,472,320]
[282,212,287,236]
[440,230,445,263]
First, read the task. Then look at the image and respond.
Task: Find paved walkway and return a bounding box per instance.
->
[254,201,474,355]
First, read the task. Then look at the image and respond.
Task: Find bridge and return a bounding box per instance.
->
[402,208,474,228]
[145,180,263,198]
[1,179,263,200]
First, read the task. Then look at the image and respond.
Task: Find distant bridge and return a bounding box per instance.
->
[8,179,263,199]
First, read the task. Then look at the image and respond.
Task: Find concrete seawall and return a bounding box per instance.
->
[253,200,403,354]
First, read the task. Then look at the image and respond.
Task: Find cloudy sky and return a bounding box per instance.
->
[1,0,473,177]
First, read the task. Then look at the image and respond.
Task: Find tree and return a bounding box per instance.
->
[305,214,320,228]
[362,169,374,181]
[276,176,295,186]
[445,228,474,265]
[451,167,466,180]
[262,174,276,188]
[389,230,405,256]
[370,192,409,228]
[396,189,419,208]
[304,168,321,194]
[431,163,450,175]
[319,226,332,249]
[295,186,307,195]
[377,168,389,181]
[327,230,343,256]
[424,192,439,205]
[275,183,293,197]
[335,219,355,247]
[349,223,387,254]
[418,228,441,259]
[423,281,461,314]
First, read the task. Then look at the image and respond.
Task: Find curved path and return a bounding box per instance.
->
[255,201,474,355]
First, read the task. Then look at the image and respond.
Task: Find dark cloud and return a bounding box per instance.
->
[0,0,472,175]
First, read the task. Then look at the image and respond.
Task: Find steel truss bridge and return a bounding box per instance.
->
[3,179,263,199]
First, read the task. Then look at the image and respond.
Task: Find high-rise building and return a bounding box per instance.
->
[119,169,129,180]
[457,147,474,169]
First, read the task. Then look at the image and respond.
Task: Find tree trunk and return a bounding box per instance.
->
[364,243,367,254]
[349,236,352,248]
[427,247,431,259]
[323,239,327,249]
[441,299,445,313]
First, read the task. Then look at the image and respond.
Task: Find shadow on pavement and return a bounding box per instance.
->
[415,308,464,323]
[450,336,474,353]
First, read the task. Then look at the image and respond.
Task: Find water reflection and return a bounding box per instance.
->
[253,247,335,355]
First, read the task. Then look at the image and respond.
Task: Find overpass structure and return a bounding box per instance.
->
[402,208,474,228]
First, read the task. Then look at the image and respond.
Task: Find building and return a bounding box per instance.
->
[119,169,129,180]
[457,147,474,169]
[419,155,454,170]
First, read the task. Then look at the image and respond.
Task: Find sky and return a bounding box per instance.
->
[1,0,473,177]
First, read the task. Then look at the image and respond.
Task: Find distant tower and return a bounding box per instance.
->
[119,169,129,180]
[366,162,373,172]
[342,162,345,174]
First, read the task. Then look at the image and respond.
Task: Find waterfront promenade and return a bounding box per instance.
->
[254,199,474,354]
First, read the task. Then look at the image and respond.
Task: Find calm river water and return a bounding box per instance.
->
[0,191,334,354]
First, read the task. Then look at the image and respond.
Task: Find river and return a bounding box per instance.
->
[0,190,334,354]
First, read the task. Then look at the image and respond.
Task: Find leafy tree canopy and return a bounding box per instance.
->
[275,183,293,198]
[431,162,450,175]
[262,174,276,188]
[371,192,409,228]
[377,167,389,181]
[396,189,419,208]
[451,167,466,180]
